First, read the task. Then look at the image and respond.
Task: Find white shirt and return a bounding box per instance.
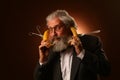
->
[60,48,85,80]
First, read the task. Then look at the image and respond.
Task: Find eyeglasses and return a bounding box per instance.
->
[48,23,65,32]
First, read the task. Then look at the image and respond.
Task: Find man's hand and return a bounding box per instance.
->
[68,36,83,55]
[39,40,50,63]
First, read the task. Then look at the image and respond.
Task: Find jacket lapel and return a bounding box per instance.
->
[52,53,62,80]
[70,52,81,80]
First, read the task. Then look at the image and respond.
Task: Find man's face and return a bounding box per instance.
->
[47,18,71,52]
[47,17,65,38]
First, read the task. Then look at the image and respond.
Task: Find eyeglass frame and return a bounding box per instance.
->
[47,22,66,33]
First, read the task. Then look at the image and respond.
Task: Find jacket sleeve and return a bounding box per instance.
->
[34,62,47,80]
[33,62,51,80]
[94,37,111,76]
[80,35,111,76]
[33,51,58,80]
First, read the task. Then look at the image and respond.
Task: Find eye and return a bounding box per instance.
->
[56,25,61,29]
[48,27,53,32]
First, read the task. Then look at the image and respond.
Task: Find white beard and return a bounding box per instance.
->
[51,36,71,52]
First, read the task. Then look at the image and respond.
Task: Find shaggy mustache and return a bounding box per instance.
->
[50,36,71,52]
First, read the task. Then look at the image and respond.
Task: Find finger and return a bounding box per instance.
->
[72,36,80,41]
[68,39,72,44]
[71,41,77,46]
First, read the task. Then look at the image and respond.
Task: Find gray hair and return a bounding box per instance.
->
[46,10,77,28]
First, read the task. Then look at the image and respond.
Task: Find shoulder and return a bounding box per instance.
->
[78,34,102,52]
[78,34,99,41]
[78,34,101,45]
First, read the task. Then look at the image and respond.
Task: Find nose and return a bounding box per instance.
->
[51,29,57,37]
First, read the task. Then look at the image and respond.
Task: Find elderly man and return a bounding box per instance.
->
[34,10,110,80]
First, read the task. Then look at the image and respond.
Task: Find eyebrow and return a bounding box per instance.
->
[48,24,60,28]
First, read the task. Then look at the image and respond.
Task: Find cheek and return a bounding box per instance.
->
[49,32,54,37]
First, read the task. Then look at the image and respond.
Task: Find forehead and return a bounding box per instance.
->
[47,17,62,27]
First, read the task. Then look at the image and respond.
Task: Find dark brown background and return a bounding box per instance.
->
[1,0,120,80]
